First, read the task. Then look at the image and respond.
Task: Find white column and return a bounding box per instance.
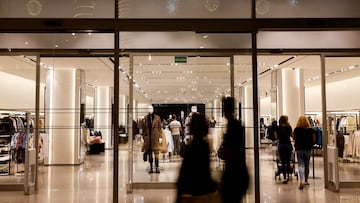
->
[277,68,304,127]
[94,86,112,149]
[242,85,254,148]
[119,95,128,126]
[45,69,82,165]
[133,99,138,121]
[205,102,212,119]
[213,99,221,122]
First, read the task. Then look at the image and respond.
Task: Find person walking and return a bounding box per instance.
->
[294,115,316,189]
[176,112,218,203]
[274,115,293,184]
[169,114,182,156]
[219,97,249,203]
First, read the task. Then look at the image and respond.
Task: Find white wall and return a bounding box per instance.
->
[305,76,360,112]
[137,102,151,120]
[260,97,271,116]
[0,71,44,110]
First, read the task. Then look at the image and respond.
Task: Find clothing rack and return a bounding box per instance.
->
[0,111,38,176]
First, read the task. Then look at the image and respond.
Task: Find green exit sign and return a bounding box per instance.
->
[175,56,187,63]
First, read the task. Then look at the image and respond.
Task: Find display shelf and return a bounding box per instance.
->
[0,135,11,175]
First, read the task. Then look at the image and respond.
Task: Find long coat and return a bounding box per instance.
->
[141,113,162,152]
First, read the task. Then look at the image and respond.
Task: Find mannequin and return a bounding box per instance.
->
[142,105,162,173]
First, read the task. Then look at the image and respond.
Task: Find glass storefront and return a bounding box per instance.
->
[325,56,360,188]
[0,1,360,202]
[0,54,37,190]
[131,54,232,184]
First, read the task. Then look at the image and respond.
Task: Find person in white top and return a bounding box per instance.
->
[163,126,174,159]
[169,114,182,156]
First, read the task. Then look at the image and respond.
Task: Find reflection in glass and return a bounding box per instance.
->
[26,0,43,16]
[74,0,95,18]
[205,0,220,12]
[256,0,270,16]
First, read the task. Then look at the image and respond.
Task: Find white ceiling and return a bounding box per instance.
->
[1,55,359,104]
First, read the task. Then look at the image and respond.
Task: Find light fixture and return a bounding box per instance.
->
[256,0,270,15]
[205,0,220,12]
[288,0,299,7]
[26,0,42,16]
[167,0,179,16]
[74,0,95,18]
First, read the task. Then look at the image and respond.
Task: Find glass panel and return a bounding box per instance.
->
[0,0,114,18]
[256,55,323,200]
[325,57,360,183]
[29,32,114,172]
[120,32,252,49]
[234,55,253,202]
[132,55,231,185]
[258,31,360,49]
[0,32,115,196]
[0,33,114,49]
[0,55,36,187]
[256,0,360,18]
[119,0,251,18]
[3,0,360,19]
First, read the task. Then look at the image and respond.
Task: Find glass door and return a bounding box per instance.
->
[325,56,360,189]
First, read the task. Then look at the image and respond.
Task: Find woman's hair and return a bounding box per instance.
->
[278,115,289,126]
[189,112,208,138]
[296,116,311,128]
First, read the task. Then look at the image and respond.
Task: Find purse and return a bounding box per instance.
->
[217,144,231,160]
[143,151,148,162]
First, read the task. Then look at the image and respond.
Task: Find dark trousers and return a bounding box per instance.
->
[278,143,292,179]
[172,134,181,155]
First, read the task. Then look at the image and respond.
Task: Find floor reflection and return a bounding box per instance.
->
[0,144,359,202]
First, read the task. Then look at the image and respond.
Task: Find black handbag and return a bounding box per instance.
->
[217,144,230,160]
[143,151,148,162]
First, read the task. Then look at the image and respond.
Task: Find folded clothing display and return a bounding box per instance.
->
[0,154,10,162]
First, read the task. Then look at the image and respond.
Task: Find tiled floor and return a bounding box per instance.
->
[0,141,360,203]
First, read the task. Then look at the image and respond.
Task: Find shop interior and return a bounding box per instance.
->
[1,50,360,191]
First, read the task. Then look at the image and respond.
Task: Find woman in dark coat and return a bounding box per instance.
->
[275,115,293,184]
[176,112,217,203]
[220,97,249,203]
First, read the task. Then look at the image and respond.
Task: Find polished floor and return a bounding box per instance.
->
[1,141,360,203]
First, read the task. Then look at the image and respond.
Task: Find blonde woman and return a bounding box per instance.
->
[294,116,316,189]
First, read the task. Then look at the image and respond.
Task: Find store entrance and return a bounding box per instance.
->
[129,54,235,188]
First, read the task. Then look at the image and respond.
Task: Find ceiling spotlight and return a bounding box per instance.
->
[256,0,270,15]
[26,0,42,16]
